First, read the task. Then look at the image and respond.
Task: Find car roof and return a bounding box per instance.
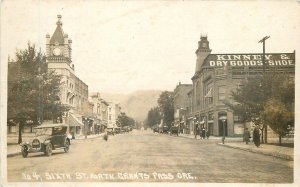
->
[34,123,68,129]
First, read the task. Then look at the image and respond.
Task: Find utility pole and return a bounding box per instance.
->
[258,36,270,143]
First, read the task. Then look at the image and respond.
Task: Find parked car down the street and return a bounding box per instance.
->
[169,126,179,136]
[20,123,71,158]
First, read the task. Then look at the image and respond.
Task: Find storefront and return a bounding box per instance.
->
[191,36,295,137]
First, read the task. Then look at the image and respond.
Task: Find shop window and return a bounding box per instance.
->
[9,126,17,133]
[23,126,31,133]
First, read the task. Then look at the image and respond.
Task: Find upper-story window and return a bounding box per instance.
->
[196,81,201,109]
[216,67,226,75]
[204,81,213,106]
[218,86,226,101]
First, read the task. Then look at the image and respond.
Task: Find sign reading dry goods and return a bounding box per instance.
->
[205,53,295,67]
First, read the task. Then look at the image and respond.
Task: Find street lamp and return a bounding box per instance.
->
[219,116,227,144]
[258,35,270,143]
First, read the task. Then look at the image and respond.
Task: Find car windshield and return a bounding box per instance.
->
[35,128,52,136]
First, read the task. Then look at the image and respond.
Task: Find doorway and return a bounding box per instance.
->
[218,120,228,136]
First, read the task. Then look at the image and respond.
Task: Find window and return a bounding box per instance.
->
[233,115,243,122]
[204,82,213,106]
[109,115,112,120]
[9,126,16,133]
[218,86,226,101]
[216,68,226,75]
[196,81,201,109]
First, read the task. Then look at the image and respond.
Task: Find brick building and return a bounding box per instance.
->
[173,82,192,134]
[46,15,89,137]
[190,35,295,137]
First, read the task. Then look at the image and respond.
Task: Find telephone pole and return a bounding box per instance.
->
[258,35,270,143]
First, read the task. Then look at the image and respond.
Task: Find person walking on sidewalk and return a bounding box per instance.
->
[201,128,206,139]
[253,125,260,147]
[243,128,251,144]
[206,129,210,139]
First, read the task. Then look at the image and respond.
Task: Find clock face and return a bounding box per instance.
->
[53,48,61,56]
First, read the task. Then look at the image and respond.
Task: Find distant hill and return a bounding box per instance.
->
[100,90,163,122]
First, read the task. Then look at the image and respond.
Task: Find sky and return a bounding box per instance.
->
[1,0,300,94]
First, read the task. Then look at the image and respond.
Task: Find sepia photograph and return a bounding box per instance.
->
[0,0,299,186]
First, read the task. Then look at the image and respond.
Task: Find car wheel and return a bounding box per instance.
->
[64,140,70,153]
[45,144,52,156]
[21,146,28,158]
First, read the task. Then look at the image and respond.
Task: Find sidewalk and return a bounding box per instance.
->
[218,142,294,161]
[7,133,104,157]
[178,133,294,161]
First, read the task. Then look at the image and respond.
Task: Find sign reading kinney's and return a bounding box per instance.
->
[205,53,295,67]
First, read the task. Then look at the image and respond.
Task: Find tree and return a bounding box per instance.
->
[157,91,174,128]
[146,107,161,128]
[117,112,135,128]
[7,43,69,143]
[263,74,294,144]
[226,71,294,144]
[264,99,293,144]
[225,75,266,141]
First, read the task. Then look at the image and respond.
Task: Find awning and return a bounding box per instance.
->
[200,121,205,125]
[69,113,84,127]
[35,123,68,129]
[207,120,214,123]
[219,116,227,120]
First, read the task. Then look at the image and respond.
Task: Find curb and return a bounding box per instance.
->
[218,143,294,161]
[72,134,104,141]
[7,134,105,157]
[7,152,21,157]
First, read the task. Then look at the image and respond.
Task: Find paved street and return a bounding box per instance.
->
[7,130,293,183]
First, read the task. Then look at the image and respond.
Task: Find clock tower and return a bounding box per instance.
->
[46,15,76,107]
[46,15,73,65]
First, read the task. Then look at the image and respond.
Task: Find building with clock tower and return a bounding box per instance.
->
[46,15,89,136]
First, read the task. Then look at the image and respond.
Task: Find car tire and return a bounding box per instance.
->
[21,146,28,158]
[64,140,70,153]
[45,143,52,156]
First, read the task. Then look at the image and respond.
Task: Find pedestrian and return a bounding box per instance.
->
[243,128,251,144]
[253,125,260,147]
[201,128,206,139]
[206,129,210,139]
[103,129,108,141]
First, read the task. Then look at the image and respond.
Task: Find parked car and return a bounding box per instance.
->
[20,123,71,158]
[169,126,179,136]
[160,125,169,134]
[122,126,130,133]
[106,128,115,135]
[115,128,121,134]
[152,126,159,133]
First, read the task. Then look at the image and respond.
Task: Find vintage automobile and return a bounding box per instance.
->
[152,125,159,133]
[160,125,169,134]
[169,126,179,136]
[20,123,71,158]
[106,128,115,135]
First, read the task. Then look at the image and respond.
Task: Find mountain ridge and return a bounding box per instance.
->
[99,90,163,122]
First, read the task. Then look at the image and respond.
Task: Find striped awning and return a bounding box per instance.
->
[69,113,84,127]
